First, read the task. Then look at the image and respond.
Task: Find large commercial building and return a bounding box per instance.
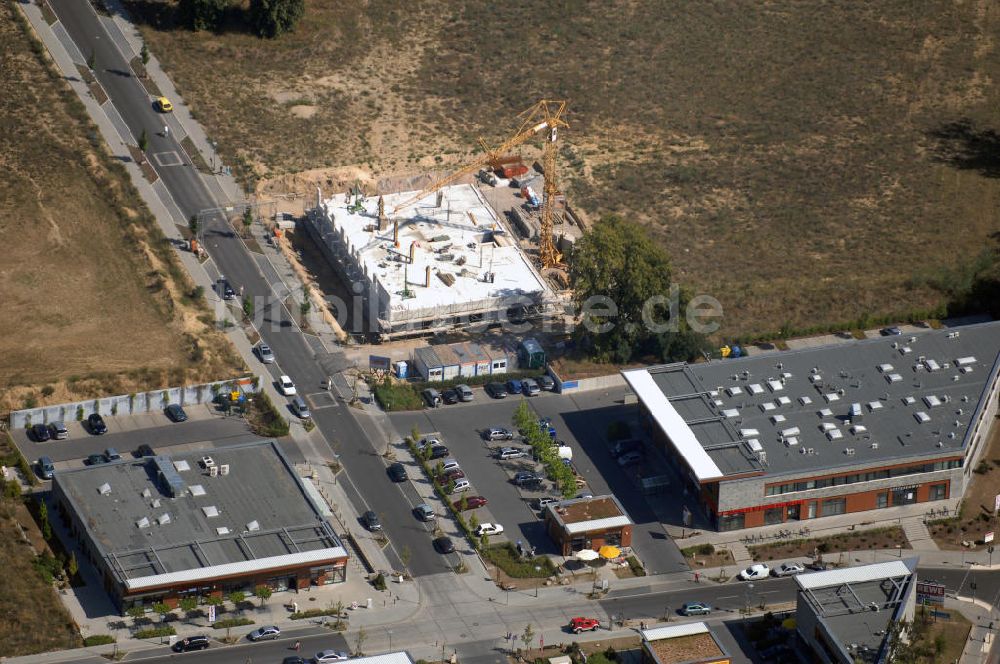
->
[624,322,1000,530]
[53,440,348,611]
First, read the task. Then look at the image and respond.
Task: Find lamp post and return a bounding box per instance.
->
[387,629,392,651]
[210,140,217,173]
[534,566,541,597]
[745,582,754,617]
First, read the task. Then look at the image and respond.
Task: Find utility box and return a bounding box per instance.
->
[518,338,546,369]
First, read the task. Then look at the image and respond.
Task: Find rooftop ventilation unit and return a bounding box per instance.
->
[808,448,816,455]
[722,408,740,418]
[824,392,840,403]
[785,436,799,447]
[748,439,763,452]
[157,513,171,526]
[914,412,930,424]
[867,401,883,412]
[885,373,903,384]
[799,396,813,406]
[771,414,787,424]
[924,359,941,372]
[821,422,837,432]
[209,465,219,477]
[216,526,230,535]
[877,364,894,374]
[760,402,776,413]
[956,356,976,366]
[903,396,916,405]
[871,442,879,449]
[202,505,219,518]
[740,428,760,437]
[900,346,912,355]
[781,427,801,438]
[845,448,855,456]
[151,499,161,508]
[98,483,111,496]
[961,366,974,374]
[850,425,868,435]
[818,408,833,418]
[923,395,941,408]
[948,331,961,339]
[136,517,150,529]
[767,379,783,392]
[220,464,230,476]
[173,459,191,472]
[826,429,844,441]
[153,456,186,498]
[189,484,206,497]
[247,520,260,532]
[809,374,823,384]
[141,488,151,498]
[776,396,792,406]
[726,386,743,397]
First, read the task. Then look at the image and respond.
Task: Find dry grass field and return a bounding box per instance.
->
[126,0,1000,337]
[0,4,244,412]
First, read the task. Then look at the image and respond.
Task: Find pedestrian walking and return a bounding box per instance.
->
[163,124,169,137]
[293,641,301,652]
[694,571,700,583]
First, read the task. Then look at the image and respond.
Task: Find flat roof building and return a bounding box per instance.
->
[307,183,555,338]
[640,622,732,664]
[544,495,633,556]
[53,440,348,611]
[624,322,1000,530]
[795,559,917,664]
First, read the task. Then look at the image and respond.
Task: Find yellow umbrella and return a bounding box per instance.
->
[599,545,621,559]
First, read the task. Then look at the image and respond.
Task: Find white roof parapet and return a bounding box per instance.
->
[795,560,911,590]
[564,515,632,535]
[641,621,710,641]
[622,369,724,481]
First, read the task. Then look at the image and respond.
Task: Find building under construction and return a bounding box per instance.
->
[306,183,558,339]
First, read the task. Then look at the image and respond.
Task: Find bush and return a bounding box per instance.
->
[212,617,254,629]
[134,626,176,639]
[372,573,387,591]
[696,543,714,556]
[83,634,116,646]
[626,555,646,577]
[290,607,343,620]
[482,543,556,578]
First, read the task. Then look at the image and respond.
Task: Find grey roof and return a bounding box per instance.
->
[797,558,918,664]
[56,440,344,587]
[638,322,1000,478]
[414,346,445,368]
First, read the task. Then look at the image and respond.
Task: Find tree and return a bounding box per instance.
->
[242,295,254,320]
[300,296,312,318]
[253,584,272,607]
[570,215,698,364]
[179,596,198,618]
[138,128,149,153]
[248,0,305,38]
[126,605,146,623]
[227,591,246,613]
[468,513,479,531]
[206,594,224,611]
[522,624,535,652]
[353,626,367,657]
[38,499,51,540]
[188,214,200,238]
[242,207,253,237]
[67,552,78,579]
[479,533,490,551]
[177,0,229,32]
[87,49,96,71]
[140,43,150,68]
[153,602,172,622]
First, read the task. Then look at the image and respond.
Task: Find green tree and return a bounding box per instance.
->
[140,43,150,67]
[522,624,535,652]
[179,596,198,617]
[468,513,479,532]
[300,296,312,317]
[177,0,229,32]
[248,0,305,38]
[242,207,253,237]
[153,602,172,622]
[126,605,146,622]
[188,214,200,239]
[227,591,246,613]
[38,499,51,540]
[206,594,224,610]
[253,584,272,607]
[138,128,148,153]
[479,533,490,551]
[242,295,254,320]
[87,49,96,70]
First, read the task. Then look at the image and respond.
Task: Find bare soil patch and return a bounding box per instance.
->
[929,421,1000,550]
[749,526,910,562]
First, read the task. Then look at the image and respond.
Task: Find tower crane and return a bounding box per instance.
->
[391,100,568,269]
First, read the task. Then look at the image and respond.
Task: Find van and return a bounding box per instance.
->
[38,456,55,480]
[104,448,121,462]
[291,396,311,419]
[422,388,442,408]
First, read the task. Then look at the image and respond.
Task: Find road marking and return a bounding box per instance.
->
[153,151,183,166]
[717,595,737,599]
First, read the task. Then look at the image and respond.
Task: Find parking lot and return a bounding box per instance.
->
[389,384,689,574]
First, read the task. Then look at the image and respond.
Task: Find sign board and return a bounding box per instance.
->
[916,581,946,607]
[369,355,391,371]
[207,604,216,623]
[986,531,995,544]
[995,493,1000,513]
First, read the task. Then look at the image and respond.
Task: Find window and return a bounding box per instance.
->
[821,498,847,517]
[719,513,745,531]
[765,459,963,496]
[877,492,888,509]
[764,507,784,525]
[929,483,948,501]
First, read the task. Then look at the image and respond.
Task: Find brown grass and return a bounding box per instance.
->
[929,422,1000,550]
[0,3,244,412]
[126,0,1000,337]
[749,526,910,562]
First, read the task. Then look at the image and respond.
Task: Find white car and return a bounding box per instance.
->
[474,523,504,537]
[617,450,643,466]
[772,562,805,577]
[739,563,771,581]
[416,437,442,450]
[278,375,296,396]
[314,650,350,662]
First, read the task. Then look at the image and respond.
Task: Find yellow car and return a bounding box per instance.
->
[155,97,173,113]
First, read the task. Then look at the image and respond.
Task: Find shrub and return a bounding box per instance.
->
[626,555,646,577]
[212,617,254,629]
[372,573,387,591]
[696,543,714,556]
[134,626,176,639]
[83,634,116,646]
[290,607,343,620]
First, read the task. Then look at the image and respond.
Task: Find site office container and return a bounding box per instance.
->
[498,163,529,178]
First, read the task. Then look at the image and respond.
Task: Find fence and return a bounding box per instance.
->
[8,376,257,429]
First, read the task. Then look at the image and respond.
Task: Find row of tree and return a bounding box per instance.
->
[178,0,304,38]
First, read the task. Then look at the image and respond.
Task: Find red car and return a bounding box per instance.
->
[435,469,466,484]
[453,495,488,511]
[569,617,600,634]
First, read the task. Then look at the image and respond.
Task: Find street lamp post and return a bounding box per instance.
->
[211,140,217,173]
[387,629,392,651]
[534,566,541,597]
[745,583,754,617]
[989,546,995,567]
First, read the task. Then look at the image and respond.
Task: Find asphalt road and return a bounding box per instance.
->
[47,0,440,578]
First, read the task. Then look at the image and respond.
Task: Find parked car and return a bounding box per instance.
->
[313,650,350,662]
[806,561,831,571]
[416,437,442,450]
[428,445,449,460]
[219,279,236,300]
[537,375,555,391]
[772,562,805,577]
[440,458,461,472]
[37,456,55,480]
[135,444,156,458]
[165,403,188,422]
[611,438,642,458]
[485,382,508,399]
[86,453,107,466]
[435,468,465,484]
[880,326,903,336]
[172,635,210,652]
[448,479,471,493]
[739,563,771,581]
[455,384,474,402]
[30,423,51,442]
[534,497,562,510]
[387,463,408,482]
[569,617,600,633]
[414,503,436,521]
[512,471,542,486]
[278,375,296,396]
[362,510,381,531]
[291,396,311,419]
[484,427,514,441]
[441,389,459,405]
[87,413,108,435]
[422,388,442,408]
[104,448,121,462]
[496,447,527,460]
[434,536,455,554]
[247,625,281,641]
[521,378,540,396]
[49,421,69,440]
[255,343,275,363]
[506,378,523,394]
[680,602,712,616]
[617,450,643,466]
[283,658,307,664]
[454,495,488,511]
[474,523,504,537]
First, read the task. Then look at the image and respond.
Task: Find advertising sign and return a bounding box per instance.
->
[916,581,946,607]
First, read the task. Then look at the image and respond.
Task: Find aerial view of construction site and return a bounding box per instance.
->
[3,2,1000,664]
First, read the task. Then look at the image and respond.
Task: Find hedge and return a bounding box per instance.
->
[134,626,176,638]
[83,634,116,646]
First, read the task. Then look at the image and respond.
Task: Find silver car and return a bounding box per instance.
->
[256,343,274,363]
[49,421,69,440]
[455,384,474,402]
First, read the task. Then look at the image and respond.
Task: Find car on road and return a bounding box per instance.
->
[680,602,712,616]
[414,503,436,521]
[484,427,514,441]
[806,560,831,571]
[313,650,350,662]
[219,279,236,300]
[155,96,173,113]
[772,562,805,577]
[880,326,903,336]
[474,523,504,537]
[454,495,487,511]
[506,378,523,395]
[135,444,156,458]
[422,388,442,408]
[30,423,51,442]
[617,450,643,466]
[521,378,540,396]
[278,375,296,396]
[87,413,108,435]
[569,617,600,633]
[171,635,209,652]
[512,470,542,486]
[283,658,307,664]
[37,456,55,480]
[496,447,527,460]
[86,453,107,466]
[441,388,459,405]
[49,421,69,440]
[104,448,121,462]
[739,563,771,581]
[485,382,508,399]
[247,625,281,641]
[448,479,471,494]
[255,343,275,363]
[434,536,455,554]
[455,384,474,402]
[165,403,188,422]
[387,463,408,482]
[537,375,555,391]
[362,510,381,531]
[291,396,311,419]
